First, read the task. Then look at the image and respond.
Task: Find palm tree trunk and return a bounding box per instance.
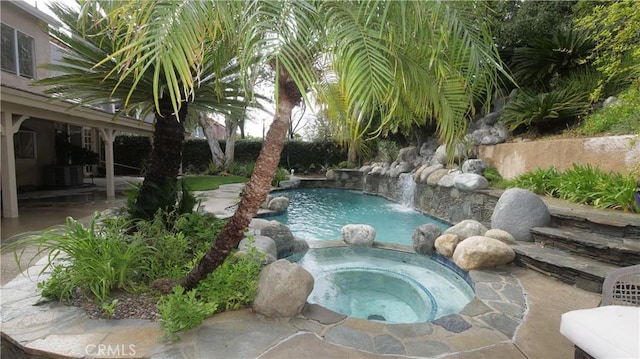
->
[135,98,187,218]
[179,67,300,290]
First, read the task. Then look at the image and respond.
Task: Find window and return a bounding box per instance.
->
[1,23,35,79]
[14,130,36,159]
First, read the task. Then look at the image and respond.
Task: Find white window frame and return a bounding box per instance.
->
[1,23,35,79]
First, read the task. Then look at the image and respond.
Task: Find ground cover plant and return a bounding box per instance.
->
[509,164,638,213]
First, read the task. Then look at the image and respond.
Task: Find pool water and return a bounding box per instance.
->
[293,246,474,323]
[267,188,449,246]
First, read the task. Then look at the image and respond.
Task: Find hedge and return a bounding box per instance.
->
[114,135,347,175]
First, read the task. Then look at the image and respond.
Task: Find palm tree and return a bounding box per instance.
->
[43,0,506,291]
[37,1,250,220]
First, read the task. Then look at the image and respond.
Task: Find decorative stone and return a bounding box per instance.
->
[444,219,488,241]
[370,166,384,175]
[268,197,290,212]
[434,143,467,165]
[278,178,300,189]
[411,224,442,255]
[414,163,430,182]
[452,236,516,271]
[252,260,314,318]
[480,135,505,145]
[427,169,451,186]
[603,96,618,108]
[419,138,439,159]
[260,195,273,209]
[360,165,373,173]
[483,111,501,126]
[238,235,277,261]
[418,164,444,183]
[485,229,516,244]
[435,233,459,257]
[396,146,419,164]
[437,171,461,188]
[326,169,336,180]
[250,219,295,258]
[461,159,487,175]
[342,224,376,246]
[491,188,551,242]
[453,173,488,191]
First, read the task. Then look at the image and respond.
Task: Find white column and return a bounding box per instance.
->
[1,112,19,218]
[99,128,117,199]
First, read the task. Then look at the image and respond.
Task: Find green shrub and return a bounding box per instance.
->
[157,286,218,340]
[226,161,255,177]
[272,167,290,187]
[580,84,640,136]
[501,89,590,132]
[375,139,399,163]
[123,180,199,222]
[12,214,152,302]
[483,166,510,189]
[510,165,638,212]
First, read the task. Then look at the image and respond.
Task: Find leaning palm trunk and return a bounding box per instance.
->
[134,98,187,219]
[179,69,300,290]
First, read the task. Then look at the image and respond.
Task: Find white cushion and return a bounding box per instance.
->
[560,305,640,359]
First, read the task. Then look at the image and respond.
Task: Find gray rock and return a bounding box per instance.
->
[461,159,487,175]
[485,229,516,244]
[252,260,314,318]
[444,219,488,241]
[252,220,296,257]
[471,129,492,145]
[434,233,459,257]
[396,146,419,164]
[326,169,336,180]
[261,195,273,209]
[418,164,444,183]
[412,224,442,255]
[370,166,384,175]
[426,168,451,186]
[419,139,439,159]
[603,96,618,108]
[342,224,376,246]
[360,165,373,173]
[453,173,488,191]
[278,178,301,189]
[291,238,310,254]
[480,135,505,145]
[239,235,277,260]
[435,143,468,165]
[268,197,290,212]
[491,188,551,242]
[452,236,516,271]
[437,170,461,188]
[483,111,501,125]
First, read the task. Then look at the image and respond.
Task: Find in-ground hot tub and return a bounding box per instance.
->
[291,245,474,324]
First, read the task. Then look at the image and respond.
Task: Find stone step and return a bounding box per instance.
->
[548,207,640,240]
[530,227,640,267]
[512,243,621,293]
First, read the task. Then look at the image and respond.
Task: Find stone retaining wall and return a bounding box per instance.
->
[300,170,501,227]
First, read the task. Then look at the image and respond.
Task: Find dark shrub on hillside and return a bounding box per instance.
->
[114,135,152,175]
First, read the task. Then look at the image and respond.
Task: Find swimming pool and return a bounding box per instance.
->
[266,188,449,246]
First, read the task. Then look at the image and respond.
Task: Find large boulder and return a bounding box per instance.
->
[434,143,467,165]
[452,236,516,271]
[491,188,551,242]
[268,197,290,212]
[444,219,488,241]
[249,219,295,258]
[426,169,451,186]
[461,159,487,175]
[484,229,516,244]
[252,260,314,318]
[437,170,462,188]
[418,164,444,183]
[434,233,459,257]
[396,146,419,164]
[411,224,442,255]
[238,235,277,263]
[342,224,376,246]
[453,173,489,191]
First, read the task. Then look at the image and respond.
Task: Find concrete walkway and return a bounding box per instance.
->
[0,178,601,358]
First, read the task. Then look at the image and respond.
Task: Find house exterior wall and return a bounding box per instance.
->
[0,1,52,89]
